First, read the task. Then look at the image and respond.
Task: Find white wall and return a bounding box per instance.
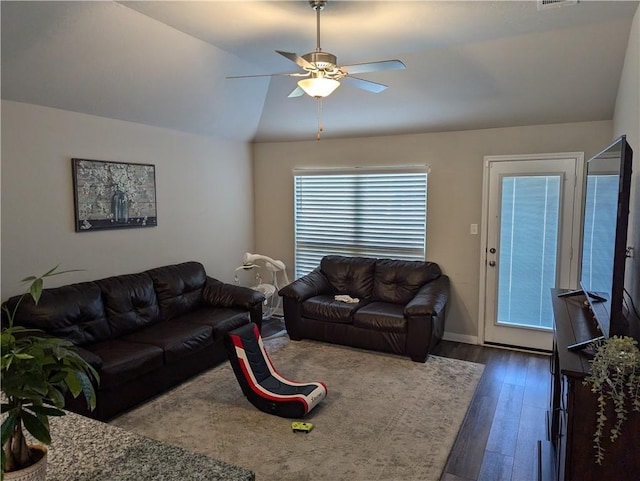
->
[613,4,640,305]
[253,121,613,341]
[1,100,254,298]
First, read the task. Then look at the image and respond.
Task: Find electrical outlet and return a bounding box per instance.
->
[470,224,478,235]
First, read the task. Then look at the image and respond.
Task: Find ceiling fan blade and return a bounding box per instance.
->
[342,76,388,93]
[288,86,305,98]
[226,71,307,79]
[341,59,406,75]
[276,50,316,70]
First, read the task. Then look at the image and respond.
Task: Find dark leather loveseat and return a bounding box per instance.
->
[3,261,264,420]
[279,255,449,362]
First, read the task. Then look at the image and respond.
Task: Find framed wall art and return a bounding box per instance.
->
[72,158,157,232]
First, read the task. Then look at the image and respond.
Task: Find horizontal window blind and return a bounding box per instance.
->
[294,170,428,277]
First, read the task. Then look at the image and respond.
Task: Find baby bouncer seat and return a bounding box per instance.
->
[234,253,290,320]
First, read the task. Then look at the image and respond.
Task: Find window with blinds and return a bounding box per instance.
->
[293,169,428,277]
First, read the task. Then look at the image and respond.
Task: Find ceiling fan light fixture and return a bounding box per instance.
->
[297,77,340,98]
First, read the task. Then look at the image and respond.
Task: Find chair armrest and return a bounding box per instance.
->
[203,277,265,310]
[404,275,450,318]
[278,268,332,302]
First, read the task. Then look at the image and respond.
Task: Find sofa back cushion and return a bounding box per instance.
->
[320,256,376,299]
[146,262,207,321]
[5,282,111,346]
[373,259,442,304]
[96,273,161,337]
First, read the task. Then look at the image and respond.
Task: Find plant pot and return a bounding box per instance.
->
[4,446,47,481]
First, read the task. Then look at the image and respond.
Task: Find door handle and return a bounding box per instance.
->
[488,260,496,267]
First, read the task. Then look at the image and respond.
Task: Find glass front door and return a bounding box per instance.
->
[483,156,581,350]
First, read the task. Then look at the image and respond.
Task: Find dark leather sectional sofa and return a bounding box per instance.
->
[4,261,264,420]
[279,255,449,362]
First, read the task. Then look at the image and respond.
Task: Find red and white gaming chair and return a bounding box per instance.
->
[224,323,327,418]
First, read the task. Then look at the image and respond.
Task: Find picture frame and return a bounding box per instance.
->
[72,158,157,232]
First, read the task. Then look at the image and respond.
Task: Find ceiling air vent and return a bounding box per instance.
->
[538,0,578,10]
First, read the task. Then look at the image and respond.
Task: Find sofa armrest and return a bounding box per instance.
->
[404,275,450,318]
[75,346,104,370]
[278,268,332,302]
[203,277,265,310]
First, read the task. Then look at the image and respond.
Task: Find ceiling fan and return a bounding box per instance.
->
[228,0,406,99]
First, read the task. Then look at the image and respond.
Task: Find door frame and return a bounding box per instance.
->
[477,152,585,349]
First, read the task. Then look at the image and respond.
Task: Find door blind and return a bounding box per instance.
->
[293,170,428,277]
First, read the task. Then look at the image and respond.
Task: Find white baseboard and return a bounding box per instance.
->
[442,332,479,345]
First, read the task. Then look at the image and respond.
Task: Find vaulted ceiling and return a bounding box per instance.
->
[2,1,638,142]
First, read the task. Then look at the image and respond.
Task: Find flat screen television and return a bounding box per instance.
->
[563,135,633,350]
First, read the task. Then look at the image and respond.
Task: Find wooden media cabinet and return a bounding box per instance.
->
[549,288,640,481]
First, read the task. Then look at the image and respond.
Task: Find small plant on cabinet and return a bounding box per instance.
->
[584,335,640,464]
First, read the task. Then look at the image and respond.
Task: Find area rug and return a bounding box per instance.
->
[111,338,484,481]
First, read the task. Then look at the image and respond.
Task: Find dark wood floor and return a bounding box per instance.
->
[262,318,551,481]
[433,341,550,481]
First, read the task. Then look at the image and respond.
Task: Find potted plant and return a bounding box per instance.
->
[1,267,99,480]
[584,335,640,464]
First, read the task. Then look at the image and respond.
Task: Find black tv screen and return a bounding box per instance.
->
[580,135,633,338]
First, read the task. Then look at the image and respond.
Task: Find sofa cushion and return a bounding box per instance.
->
[320,256,376,299]
[4,282,111,346]
[302,294,361,324]
[175,307,250,341]
[373,259,442,304]
[353,302,407,333]
[146,262,207,321]
[86,339,164,389]
[96,273,161,338]
[122,321,213,365]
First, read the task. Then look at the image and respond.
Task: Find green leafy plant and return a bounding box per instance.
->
[584,335,640,464]
[1,267,99,478]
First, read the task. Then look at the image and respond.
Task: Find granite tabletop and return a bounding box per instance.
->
[45,411,254,481]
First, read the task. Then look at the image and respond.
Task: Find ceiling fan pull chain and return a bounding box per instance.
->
[316,98,324,141]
